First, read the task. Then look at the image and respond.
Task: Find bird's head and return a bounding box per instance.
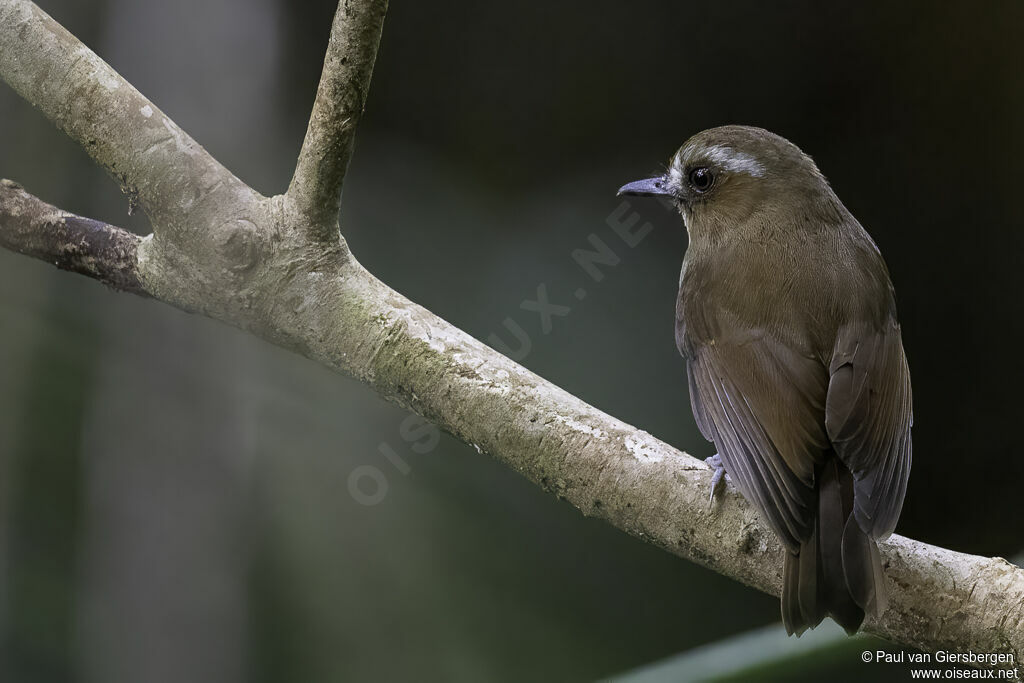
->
[618,125,830,242]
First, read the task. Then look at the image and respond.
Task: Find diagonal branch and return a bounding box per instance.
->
[0,0,253,235]
[0,179,144,294]
[3,175,1023,663]
[265,267,1024,664]
[287,0,388,237]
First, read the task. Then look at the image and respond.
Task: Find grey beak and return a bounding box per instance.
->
[617,175,672,197]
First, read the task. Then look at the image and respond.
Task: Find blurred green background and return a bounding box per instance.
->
[1,1,1022,681]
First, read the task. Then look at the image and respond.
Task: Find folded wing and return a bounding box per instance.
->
[826,319,913,539]
[684,332,831,551]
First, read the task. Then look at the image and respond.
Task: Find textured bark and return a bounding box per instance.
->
[0,180,144,293]
[0,0,1021,667]
[288,0,389,236]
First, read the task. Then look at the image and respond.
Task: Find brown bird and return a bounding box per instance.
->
[619,126,912,635]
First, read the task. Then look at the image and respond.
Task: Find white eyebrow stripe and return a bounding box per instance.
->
[668,158,685,188]
[703,144,766,177]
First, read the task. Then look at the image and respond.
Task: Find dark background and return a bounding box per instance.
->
[1,0,1022,681]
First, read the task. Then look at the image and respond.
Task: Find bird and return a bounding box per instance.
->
[618,125,912,636]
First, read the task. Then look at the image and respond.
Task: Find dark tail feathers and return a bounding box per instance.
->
[782,457,887,636]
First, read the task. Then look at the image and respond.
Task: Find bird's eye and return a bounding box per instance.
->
[688,167,714,192]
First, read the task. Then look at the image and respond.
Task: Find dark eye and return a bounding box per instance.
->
[688,167,714,192]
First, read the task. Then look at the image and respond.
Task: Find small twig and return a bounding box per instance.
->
[287,0,389,237]
[0,180,145,294]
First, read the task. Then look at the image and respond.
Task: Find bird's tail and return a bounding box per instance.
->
[782,456,888,636]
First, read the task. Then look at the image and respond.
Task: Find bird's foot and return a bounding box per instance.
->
[705,453,730,509]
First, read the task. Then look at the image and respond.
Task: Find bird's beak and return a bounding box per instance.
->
[617,175,672,197]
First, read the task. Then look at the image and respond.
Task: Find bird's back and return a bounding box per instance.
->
[675,194,911,634]
[620,124,912,634]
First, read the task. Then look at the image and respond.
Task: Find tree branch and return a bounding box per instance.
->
[0,0,256,234]
[257,264,1024,663]
[0,179,144,294]
[287,0,388,237]
[1,0,1021,667]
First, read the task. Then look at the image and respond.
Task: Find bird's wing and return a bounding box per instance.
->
[825,318,913,539]
[685,331,832,552]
